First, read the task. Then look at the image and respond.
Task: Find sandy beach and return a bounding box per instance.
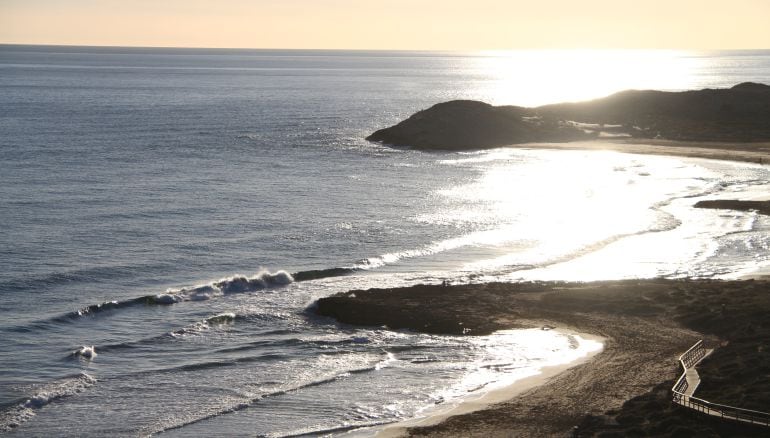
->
[522,139,770,164]
[376,331,605,438]
[317,277,770,437]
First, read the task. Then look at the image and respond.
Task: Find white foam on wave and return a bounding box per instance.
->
[170,312,237,337]
[438,149,518,165]
[157,270,293,303]
[375,351,397,371]
[142,351,388,436]
[402,329,603,427]
[215,270,293,293]
[74,345,97,359]
[0,373,96,432]
[355,227,526,271]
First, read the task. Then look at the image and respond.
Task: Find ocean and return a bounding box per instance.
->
[1,45,769,436]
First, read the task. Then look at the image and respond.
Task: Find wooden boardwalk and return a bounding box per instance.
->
[681,355,710,397]
[672,340,770,428]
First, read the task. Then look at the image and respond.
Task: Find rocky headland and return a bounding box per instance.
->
[367,83,770,150]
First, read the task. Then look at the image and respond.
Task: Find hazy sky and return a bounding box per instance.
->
[2,0,770,50]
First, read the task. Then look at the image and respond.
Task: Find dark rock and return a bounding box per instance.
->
[694,200,770,215]
[366,100,593,150]
[368,83,770,149]
[731,82,770,91]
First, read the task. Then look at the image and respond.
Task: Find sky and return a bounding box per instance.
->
[2,0,770,50]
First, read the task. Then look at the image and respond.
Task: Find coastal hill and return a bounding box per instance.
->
[367,83,770,149]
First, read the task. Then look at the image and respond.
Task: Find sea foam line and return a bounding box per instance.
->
[143,352,394,436]
[94,312,240,355]
[53,270,293,322]
[51,226,531,325]
[0,373,97,432]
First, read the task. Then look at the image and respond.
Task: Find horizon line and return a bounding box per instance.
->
[2,42,770,53]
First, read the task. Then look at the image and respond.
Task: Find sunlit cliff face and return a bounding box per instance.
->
[470,49,703,106]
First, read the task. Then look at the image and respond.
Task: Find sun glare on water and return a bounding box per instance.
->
[471,49,704,106]
[431,148,724,281]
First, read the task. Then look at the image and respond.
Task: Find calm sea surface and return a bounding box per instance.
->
[1,46,769,436]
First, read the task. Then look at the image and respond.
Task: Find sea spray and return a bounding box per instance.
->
[74,346,97,359]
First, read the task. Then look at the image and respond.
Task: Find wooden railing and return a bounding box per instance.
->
[675,394,770,427]
[679,340,707,369]
[672,340,770,427]
[671,374,688,401]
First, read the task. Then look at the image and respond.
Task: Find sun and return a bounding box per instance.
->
[471,49,704,107]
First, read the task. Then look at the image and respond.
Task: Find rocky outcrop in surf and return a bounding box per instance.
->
[367,83,770,150]
[694,199,770,215]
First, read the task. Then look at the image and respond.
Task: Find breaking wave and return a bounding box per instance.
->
[41,258,406,325]
[168,312,237,337]
[53,270,294,321]
[145,352,395,436]
[0,373,96,432]
[157,270,294,304]
[93,312,241,354]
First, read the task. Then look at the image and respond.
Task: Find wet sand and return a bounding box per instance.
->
[316,279,770,437]
[377,331,605,438]
[521,139,770,164]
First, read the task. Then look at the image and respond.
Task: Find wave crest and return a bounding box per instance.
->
[214,271,293,294]
[58,270,294,321]
[0,373,96,432]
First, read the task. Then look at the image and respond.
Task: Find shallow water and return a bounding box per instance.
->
[1,46,769,436]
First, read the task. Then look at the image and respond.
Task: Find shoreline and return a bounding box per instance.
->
[517,139,770,164]
[375,331,605,438]
[343,141,770,437]
[317,279,770,436]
